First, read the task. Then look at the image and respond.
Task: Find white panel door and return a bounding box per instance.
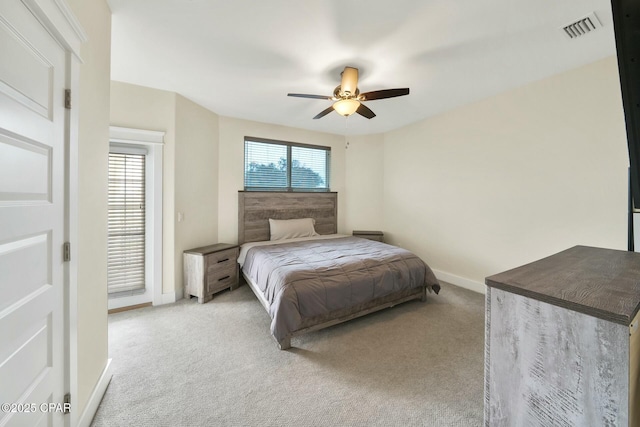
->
[0,1,67,426]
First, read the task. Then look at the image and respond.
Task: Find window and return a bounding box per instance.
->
[108,150,146,294]
[244,137,330,191]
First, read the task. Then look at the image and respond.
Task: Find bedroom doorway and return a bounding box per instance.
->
[107,127,163,310]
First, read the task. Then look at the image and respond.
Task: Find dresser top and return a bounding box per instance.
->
[485,245,640,326]
[184,243,238,255]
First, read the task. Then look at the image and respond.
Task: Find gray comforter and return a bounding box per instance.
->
[242,236,439,342]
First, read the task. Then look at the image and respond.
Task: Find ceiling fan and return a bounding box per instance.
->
[288,66,410,120]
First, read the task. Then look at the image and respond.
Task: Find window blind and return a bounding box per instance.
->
[244,138,330,191]
[244,140,288,190]
[108,152,146,294]
[291,146,328,190]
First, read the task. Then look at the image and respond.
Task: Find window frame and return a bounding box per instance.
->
[244,136,331,192]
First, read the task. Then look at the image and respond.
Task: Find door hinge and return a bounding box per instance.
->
[63,393,71,414]
[63,242,71,262]
[64,89,71,110]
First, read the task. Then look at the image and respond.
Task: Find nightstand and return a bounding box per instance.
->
[352,230,384,242]
[183,243,239,303]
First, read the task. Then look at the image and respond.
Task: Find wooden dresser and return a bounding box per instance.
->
[183,243,239,303]
[484,246,640,426]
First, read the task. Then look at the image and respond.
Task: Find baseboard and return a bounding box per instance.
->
[161,292,176,305]
[160,288,184,305]
[108,292,152,311]
[432,269,486,294]
[108,302,152,314]
[77,358,113,427]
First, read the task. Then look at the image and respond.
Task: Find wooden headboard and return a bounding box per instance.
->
[238,191,338,244]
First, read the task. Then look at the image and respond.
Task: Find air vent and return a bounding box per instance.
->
[561,12,602,39]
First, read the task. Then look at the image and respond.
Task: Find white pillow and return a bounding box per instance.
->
[269,218,319,241]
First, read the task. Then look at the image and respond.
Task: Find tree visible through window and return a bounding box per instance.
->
[244,138,330,191]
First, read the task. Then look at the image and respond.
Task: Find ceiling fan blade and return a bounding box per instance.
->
[340,67,359,96]
[359,88,410,101]
[313,106,335,120]
[356,103,376,119]
[288,93,333,100]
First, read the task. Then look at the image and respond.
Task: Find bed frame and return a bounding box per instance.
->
[238,191,427,350]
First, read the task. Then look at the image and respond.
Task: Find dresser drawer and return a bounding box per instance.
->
[206,264,237,294]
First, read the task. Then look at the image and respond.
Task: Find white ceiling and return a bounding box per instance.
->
[108,0,617,136]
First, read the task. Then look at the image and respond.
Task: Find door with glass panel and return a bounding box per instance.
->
[108,147,151,308]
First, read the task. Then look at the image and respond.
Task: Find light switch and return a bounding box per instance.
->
[178,212,184,222]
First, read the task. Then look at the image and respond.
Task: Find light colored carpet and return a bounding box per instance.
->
[91,282,485,427]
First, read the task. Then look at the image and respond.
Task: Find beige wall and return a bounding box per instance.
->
[217,116,346,243]
[174,95,219,291]
[110,82,177,294]
[380,56,628,289]
[110,84,220,296]
[343,134,385,232]
[111,56,628,301]
[66,0,111,416]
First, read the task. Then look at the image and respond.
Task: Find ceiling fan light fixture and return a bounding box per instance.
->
[333,98,360,116]
[289,66,409,120]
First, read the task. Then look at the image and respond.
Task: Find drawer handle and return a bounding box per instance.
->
[217,258,229,263]
[218,275,230,281]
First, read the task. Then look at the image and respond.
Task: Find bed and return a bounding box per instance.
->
[238,191,440,349]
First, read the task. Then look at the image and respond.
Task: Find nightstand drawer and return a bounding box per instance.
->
[207,264,237,293]
[205,249,236,269]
